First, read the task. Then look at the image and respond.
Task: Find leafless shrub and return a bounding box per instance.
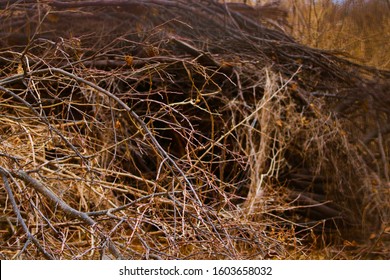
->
[0,0,389,259]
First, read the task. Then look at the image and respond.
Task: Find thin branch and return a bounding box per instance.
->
[3,67,203,206]
[0,167,55,260]
[10,170,124,260]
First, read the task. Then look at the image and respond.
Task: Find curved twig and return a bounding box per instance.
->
[0,67,202,206]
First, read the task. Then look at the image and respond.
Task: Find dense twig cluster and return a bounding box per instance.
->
[0,0,389,259]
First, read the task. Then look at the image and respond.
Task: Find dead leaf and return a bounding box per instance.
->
[275,119,283,127]
[124,55,133,66]
[17,63,24,74]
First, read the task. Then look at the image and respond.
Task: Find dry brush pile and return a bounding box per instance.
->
[0,0,389,259]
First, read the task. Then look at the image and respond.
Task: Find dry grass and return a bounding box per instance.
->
[285,0,390,70]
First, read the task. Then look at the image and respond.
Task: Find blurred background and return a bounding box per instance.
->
[225,0,390,70]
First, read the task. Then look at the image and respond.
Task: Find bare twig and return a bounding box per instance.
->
[0,167,55,259]
[10,170,123,260]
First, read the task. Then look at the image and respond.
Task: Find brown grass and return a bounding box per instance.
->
[285,0,390,70]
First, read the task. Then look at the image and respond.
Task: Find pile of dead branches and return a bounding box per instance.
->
[0,0,389,259]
